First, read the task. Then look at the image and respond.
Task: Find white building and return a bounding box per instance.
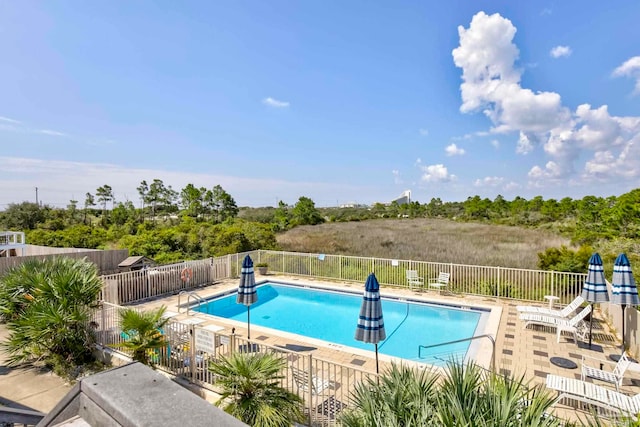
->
[390,190,411,205]
[0,231,26,257]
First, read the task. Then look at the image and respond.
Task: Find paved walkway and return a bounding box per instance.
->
[0,324,72,413]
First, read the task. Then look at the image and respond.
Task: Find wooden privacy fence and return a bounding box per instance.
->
[0,249,129,276]
[100,257,230,304]
[248,250,586,304]
[95,302,375,427]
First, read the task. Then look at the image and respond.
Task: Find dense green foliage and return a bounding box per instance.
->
[113,306,169,368]
[341,362,562,427]
[209,352,303,427]
[0,258,102,376]
[1,181,639,270]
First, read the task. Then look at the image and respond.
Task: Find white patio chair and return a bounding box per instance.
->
[546,374,640,418]
[582,352,631,391]
[406,270,424,290]
[428,272,450,293]
[516,295,585,318]
[520,305,591,343]
[291,366,331,395]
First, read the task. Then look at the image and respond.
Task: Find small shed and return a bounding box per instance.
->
[117,256,156,272]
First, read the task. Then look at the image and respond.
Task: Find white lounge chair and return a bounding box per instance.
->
[291,366,331,395]
[546,374,640,417]
[520,305,591,343]
[516,295,585,318]
[582,352,631,391]
[406,270,424,290]
[428,272,450,293]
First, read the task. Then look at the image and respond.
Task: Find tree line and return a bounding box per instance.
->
[1,182,638,269]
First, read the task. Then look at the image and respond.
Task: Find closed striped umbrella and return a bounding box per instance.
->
[582,253,609,303]
[237,255,257,339]
[355,273,386,374]
[611,253,639,353]
[581,253,609,347]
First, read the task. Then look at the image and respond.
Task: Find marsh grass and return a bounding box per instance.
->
[277,218,572,269]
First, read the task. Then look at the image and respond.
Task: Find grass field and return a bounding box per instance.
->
[277,218,572,269]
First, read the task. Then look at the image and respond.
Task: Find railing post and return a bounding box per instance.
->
[190,325,196,382]
[496,266,501,300]
[230,333,236,356]
[339,255,342,280]
[307,353,313,422]
[100,302,107,346]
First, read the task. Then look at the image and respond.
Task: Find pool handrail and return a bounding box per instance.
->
[418,333,496,372]
[178,291,207,316]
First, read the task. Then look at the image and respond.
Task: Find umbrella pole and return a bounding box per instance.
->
[247,306,251,340]
[621,304,627,354]
[588,303,594,348]
[375,343,379,375]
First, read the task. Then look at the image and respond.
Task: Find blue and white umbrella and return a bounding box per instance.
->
[611,253,639,352]
[237,255,257,339]
[581,253,609,347]
[355,273,386,374]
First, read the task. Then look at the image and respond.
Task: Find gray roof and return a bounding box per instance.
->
[38,362,247,427]
[117,256,151,268]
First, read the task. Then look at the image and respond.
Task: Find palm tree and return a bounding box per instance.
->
[0,258,103,373]
[209,352,303,427]
[340,362,440,426]
[341,361,563,427]
[115,306,169,368]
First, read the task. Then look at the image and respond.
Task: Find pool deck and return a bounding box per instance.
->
[2,273,639,422]
[134,273,640,422]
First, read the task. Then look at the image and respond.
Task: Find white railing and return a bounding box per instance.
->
[251,250,586,304]
[100,257,230,304]
[99,250,585,306]
[94,302,375,427]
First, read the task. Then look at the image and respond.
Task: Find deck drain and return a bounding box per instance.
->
[350,358,366,366]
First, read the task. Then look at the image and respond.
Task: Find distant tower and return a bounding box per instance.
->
[391,190,411,205]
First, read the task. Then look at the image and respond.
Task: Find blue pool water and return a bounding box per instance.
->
[194,282,484,364]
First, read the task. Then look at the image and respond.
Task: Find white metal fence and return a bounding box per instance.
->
[93,249,589,426]
[242,250,586,304]
[100,257,230,304]
[98,250,586,305]
[95,302,375,427]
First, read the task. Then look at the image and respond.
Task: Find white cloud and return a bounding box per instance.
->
[550,45,572,58]
[0,116,21,124]
[0,156,379,208]
[38,129,67,137]
[490,139,500,148]
[392,169,403,184]
[613,56,640,95]
[445,143,465,156]
[527,161,564,182]
[452,11,640,189]
[419,128,429,136]
[420,164,455,183]
[516,132,534,154]
[540,8,552,16]
[473,176,503,187]
[262,97,290,108]
[504,181,520,191]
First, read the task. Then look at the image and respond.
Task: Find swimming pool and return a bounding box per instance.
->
[194,281,488,364]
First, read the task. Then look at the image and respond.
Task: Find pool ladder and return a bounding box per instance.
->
[178,291,208,316]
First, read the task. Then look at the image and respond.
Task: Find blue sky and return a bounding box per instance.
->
[1,1,639,208]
